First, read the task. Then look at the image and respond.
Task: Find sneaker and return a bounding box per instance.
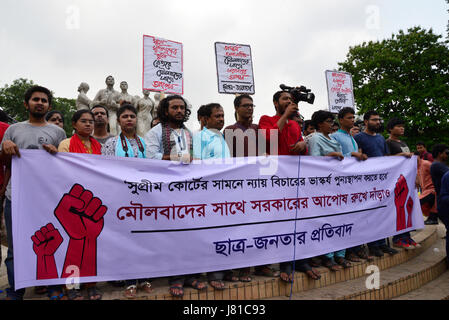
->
[393,239,413,250]
[380,245,399,255]
[406,238,421,248]
[424,218,438,225]
[369,247,384,257]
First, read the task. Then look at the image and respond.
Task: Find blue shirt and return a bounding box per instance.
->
[331,129,358,158]
[438,171,449,215]
[193,127,231,159]
[308,132,342,157]
[354,132,389,158]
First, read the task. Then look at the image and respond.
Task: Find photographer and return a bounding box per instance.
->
[258,90,307,156]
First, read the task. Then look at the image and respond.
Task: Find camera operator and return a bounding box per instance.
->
[258,90,307,156]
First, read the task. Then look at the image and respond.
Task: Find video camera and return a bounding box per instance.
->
[280,84,315,105]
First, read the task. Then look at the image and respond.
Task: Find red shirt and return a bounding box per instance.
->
[258,115,306,156]
[0,121,10,186]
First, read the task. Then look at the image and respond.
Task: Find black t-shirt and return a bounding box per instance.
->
[430,161,449,196]
[386,139,410,155]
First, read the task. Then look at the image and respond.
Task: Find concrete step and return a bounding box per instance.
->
[392,269,449,300]
[0,225,439,300]
[268,225,446,300]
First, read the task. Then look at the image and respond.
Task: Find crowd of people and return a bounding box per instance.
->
[0,85,448,300]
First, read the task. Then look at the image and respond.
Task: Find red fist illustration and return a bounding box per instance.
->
[406,197,414,228]
[54,184,108,278]
[394,175,408,231]
[31,223,63,280]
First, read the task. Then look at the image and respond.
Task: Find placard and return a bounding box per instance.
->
[325,70,355,113]
[143,35,183,95]
[215,42,255,94]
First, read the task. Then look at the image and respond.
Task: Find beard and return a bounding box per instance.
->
[30,111,46,119]
[168,115,185,127]
[367,123,383,133]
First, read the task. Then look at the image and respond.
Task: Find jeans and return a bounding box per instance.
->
[324,249,346,260]
[4,198,26,299]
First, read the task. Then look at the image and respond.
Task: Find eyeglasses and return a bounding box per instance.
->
[240,104,255,109]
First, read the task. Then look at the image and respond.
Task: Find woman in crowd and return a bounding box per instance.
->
[101,104,152,299]
[308,110,351,271]
[45,110,64,129]
[58,109,102,299]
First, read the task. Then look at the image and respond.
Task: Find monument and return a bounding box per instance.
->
[136,89,155,136]
[76,82,92,110]
[92,75,120,135]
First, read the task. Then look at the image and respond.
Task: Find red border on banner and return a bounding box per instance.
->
[142,34,184,96]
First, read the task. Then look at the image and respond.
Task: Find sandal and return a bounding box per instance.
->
[87,286,102,300]
[335,257,352,269]
[48,289,67,300]
[305,268,321,280]
[322,257,342,272]
[279,263,294,283]
[254,265,280,277]
[124,285,137,299]
[238,270,252,282]
[138,281,153,294]
[66,288,84,300]
[169,283,184,297]
[209,280,226,290]
[186,279,208,291]
[356,248,374,261]
[346,252,361,262]
[224,272,239,282]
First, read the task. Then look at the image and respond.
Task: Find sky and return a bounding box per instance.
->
[0,0,447,131]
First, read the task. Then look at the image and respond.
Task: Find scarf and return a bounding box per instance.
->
[161,122,192,156]
[69,134,102,155]
[115,133,146,158]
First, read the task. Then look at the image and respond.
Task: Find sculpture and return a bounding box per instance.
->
[92,75,120,135]
[76,82,92,111]
[136,90,155,136]
[117,81,137,107]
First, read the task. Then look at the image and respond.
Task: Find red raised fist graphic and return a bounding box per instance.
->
[406,197,414,228]
[31,223,63,280]
[394,175,408,231]
[54,184,108,278]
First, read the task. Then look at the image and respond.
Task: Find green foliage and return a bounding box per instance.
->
[0,78,76,136]
[338,27,449,149]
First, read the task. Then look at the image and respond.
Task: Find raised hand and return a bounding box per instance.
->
[31,223,63,280]
[54,183,107,240]
[394,175,409,231]
[406,197,414,228]
[54,184,108,278]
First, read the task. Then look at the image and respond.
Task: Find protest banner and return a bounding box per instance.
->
[12,151,422,289]
[143,35,183,95]
[325,70,355,113]
[215,42,255,94]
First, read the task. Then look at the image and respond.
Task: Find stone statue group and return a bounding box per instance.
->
[76,75,163,136]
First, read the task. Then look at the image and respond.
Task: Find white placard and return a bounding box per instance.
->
[325,70,355,113]
[143,35,183,95]
[215,42,255,94]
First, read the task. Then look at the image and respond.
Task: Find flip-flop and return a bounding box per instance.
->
[186,280,208,291]
[209,280,226,290]
[169,284,184,297]
[305,268,321,280]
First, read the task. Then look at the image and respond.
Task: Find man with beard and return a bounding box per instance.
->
[91,105,113,146]
[354,110,399,258]
[0,86,66,300]
[145,95,207,297]
[258,90,320,284]
[258,90,307,156]
[145,95,193,162]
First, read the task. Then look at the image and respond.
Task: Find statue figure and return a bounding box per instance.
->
[92,75,120,135]
[136,90,155,136]
[152,92,165,119]
[117,81,137,107]
[76,82,92,111]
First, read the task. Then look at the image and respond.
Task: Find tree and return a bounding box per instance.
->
[0,78,76,136]
[338,27,449,148]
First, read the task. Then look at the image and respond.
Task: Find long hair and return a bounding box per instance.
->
[157,95,191,124]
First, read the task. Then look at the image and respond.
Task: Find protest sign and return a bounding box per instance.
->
[143,35,183,95]
[215,42,255,94]
[325,70,355,113]
[12,151,422,289]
